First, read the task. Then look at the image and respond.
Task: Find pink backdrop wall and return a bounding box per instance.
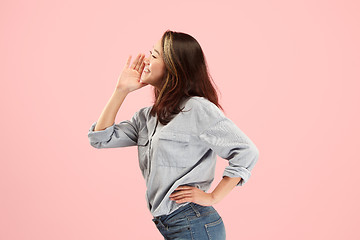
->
[1,0,359,239]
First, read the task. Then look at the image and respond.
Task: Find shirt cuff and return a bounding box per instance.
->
[222,166,251,186]
[87,121,115,143]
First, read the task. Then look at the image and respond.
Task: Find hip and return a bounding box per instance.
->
[152,202,226,240]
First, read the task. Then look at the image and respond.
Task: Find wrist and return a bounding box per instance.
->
[210,192,219,204]
[114,87,130,95]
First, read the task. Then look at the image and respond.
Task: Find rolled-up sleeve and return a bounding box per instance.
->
[87,110,140,149]
[198,118,259,186]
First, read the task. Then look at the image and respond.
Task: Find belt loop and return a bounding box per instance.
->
[189,202,201,217]
[152,217,166,228]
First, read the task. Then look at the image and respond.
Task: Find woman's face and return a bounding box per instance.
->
[140,39,166,90]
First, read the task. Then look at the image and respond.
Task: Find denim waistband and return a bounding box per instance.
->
[152,202,205,224]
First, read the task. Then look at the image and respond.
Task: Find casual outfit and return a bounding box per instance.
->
[88,96,259,239]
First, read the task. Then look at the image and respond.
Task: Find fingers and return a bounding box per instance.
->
[170,193,192,200]
[130,54,140,69]
[125,55,132,68]
[175,186,193,190]
[170,189,193,198]
[139,58,146,73]
[175,197,193,204]
[130,53,142,70]
[128,53,146,73]
[135,54,145,72]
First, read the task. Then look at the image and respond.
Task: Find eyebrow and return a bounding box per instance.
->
[152,46,161,55]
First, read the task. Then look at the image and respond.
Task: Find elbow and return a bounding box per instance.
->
[249,144,260,167]
[253,144,259,159]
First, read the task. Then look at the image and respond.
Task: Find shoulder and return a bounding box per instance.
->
[132,105,153,122]
[138,105,153,116]
[185,96,225,119]
[182,96,226,133]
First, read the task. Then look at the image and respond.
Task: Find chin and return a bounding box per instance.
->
[141,78,149,83]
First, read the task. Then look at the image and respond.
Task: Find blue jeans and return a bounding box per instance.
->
[152,202,226,240]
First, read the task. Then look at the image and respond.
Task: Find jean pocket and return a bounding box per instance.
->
[205,216,226,240]
[157,131,193,168]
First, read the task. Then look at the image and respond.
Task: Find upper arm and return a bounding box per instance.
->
[196,104,259,186]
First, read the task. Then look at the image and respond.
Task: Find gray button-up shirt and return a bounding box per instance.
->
[87,96,259,217]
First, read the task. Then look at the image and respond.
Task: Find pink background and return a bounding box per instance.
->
[1,0,359,239]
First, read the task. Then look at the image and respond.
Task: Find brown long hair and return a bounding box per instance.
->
[150,30,223,125]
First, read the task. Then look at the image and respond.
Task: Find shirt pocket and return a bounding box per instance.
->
[157,131,193,168]
[137,137,150,175]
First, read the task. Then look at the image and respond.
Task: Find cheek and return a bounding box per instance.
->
[152,63,165,77]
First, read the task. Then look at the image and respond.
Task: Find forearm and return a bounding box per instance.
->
[210,176,241,204]
[94,88,129,131]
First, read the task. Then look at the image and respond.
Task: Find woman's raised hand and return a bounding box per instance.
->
[116,53,148,93]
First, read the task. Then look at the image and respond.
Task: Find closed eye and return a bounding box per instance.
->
[149,50,156,58]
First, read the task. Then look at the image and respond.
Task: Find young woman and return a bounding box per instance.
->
[88,30,259,240]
